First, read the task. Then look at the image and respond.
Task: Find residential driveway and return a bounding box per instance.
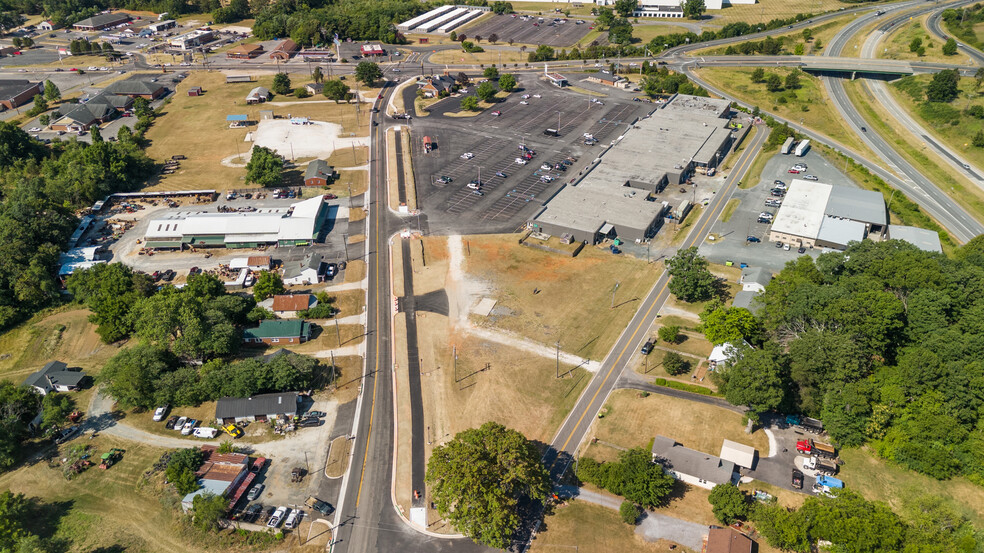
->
[86,388,219,448]
[556,486,709,551]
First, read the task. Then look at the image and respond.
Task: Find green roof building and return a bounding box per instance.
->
[243,319,311,344]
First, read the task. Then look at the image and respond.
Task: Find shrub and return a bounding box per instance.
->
[658,325,680,343]
[619,501,642,525]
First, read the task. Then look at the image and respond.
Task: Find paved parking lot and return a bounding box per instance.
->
[699,148,854,273]
[464,13,592,47]
[408,76,652,234]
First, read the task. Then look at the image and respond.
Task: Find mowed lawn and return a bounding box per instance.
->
[465,234,659,361]
[880,16,950,63]
[144,70,369,192]
[0,436,204,553]
[531,501,682,553]
[581,390,768,463]
[0,307,123,386]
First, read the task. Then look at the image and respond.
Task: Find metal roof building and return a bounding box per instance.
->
[215,391,299,422]
[144,195,329,249]
[651,435,737,490]
[531,94,735,245]
[769,179,887,250]
[720,440,756,469]
[888,225,943,253]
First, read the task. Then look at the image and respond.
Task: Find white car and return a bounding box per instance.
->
[460,152,474,160]
[193,427,218,438]
[392,68,401,72]
[284,509,302,530]
[519,100,528,105]
[515,158,528,165]
[466,182,481,190]
[28,127,41,132]
[267,506,287,528]
[180,419,197,435]
[532,94,541,98]
[153,405,169,421]
[87,66,98,71]
[540,163,552,170]
[174,416,188,431]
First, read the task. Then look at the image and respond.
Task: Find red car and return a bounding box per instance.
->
[491,110,501,116]
[788,168,801,174]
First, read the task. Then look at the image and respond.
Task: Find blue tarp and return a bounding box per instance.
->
[226,114,247,121]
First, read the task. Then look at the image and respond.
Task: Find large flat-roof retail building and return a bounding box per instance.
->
[144,195,331,249]
[73,12,131,30]
[530,94,738,245]
[769,179,887,250]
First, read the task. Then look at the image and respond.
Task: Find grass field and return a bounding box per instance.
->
[325,435,351,478]
[285,323,365,353]
[344,259,366,283]
[0,307,123,385]
[696,13,856,56]
[695,67,876,159]
[429,47,530,65]
[706,0,851,26]
[511,1,596,16]
[879,16,950,63]
[531,501,690,552]
[721,198,740,222]
[144,70,369,192]
[464,234,659,361]
[839,447,984,528]
[580,390,766,463]
[631,23,693,44]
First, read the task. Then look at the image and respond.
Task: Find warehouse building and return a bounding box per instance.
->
[887,225,943,253]
[73,12,131,31]
[769,180,887,250]
[144,195,330,249]
[530,94,736,245]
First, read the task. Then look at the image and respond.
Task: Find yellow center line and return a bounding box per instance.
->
[356,97,386,508]
[554,127,764,458]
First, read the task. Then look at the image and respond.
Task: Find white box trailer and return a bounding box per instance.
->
[794,139,810,157]
[781,136,795,154]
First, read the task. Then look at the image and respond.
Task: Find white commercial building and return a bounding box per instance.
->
[769,179,887,250]
[594,0,755,17]
[169,29,213,50]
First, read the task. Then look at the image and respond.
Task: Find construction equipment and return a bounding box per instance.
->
[290,467,305,483]
[99,448,125,470]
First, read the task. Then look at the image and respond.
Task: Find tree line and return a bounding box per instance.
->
[697,239,984,484]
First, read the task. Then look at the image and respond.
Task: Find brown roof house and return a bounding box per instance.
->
[269,39,299,60]
[704,527,755,553]
[419,74,456,98]
[0,80,43,110]
[271,294,317,318]
[180,445,249,511]
[106,78,166,99]
[226,43,264,59]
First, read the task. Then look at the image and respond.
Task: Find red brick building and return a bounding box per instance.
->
[0,80,42,110]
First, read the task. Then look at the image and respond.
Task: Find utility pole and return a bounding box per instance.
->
[453,345,458,382]
[556,341,560,378]
[610,281,620,309]
[334,314,341,346]
[330,350,337,390]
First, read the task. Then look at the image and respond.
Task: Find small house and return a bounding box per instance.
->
[245,86,271,104]
[271,294,317,318]
[243,319,311,344]
[740,266,771,293]
[282,253,324,286]
[38,20,58,31]
[419,74,456,98]
[187,86,203,96]
[269,39,299,60]
[23,361,87,395]
[705,527,755,553]
[304,82,323,95]
[651,435,738,490]
[216,391,298,424]
[304,159,335,187]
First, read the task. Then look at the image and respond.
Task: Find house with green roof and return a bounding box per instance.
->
[243,319,311,345]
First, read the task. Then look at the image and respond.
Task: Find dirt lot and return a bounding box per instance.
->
[579,390,768,463]
[144,70,370,192]
[464,234,659,361]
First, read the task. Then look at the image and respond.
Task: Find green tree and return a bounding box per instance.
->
[814,38,823,50]
[926,69,959,102]
[909,37,923,53]
[974,130,984,148]
[576,448,675,508]
[89,125,102,143]
[976,67,984,89]
[751,67,765,83]
[801,28,814,41]
[475,80,498,103]
[43,80,60,102]
[191,492,228,531]
[117,124,134,144]
[67,263,155,343]
[0,491,32,551]
[942,37,958,55]
[322,79,350,103]
[483,66,499,80]
[100,344,176,409]
[312,66,324,84]
[698,300,758,345]
[658,325,680,344]
[355,61,382,86]
[498,73,517,92]
[619,501,641,525]
[0,383,40,471]
[40,393,75,430]
[245,145,283,186]
[27,94,47,117]
[38,114,49,127]
[596,7,615,27]
[253,271,285,301]
[293,87,311,98]
[426,422,550,549]
[166,447,205,495]
[662,351,689,375]
[713,345,789,416]
[666,246,716,302]
[614,0,637,17]
[460,95,480,111]
[683,0,705,19]
[764,72,783,92]
[793,43,804,56]
[272,72,291,95]
[488,32,499,44]
[608,18,634,46]
[708,484,750,524]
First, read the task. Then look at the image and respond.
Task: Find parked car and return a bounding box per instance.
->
[460,152,474,160]
[641,339,654,354]
[792,469,804,489]
[495,171,506,178]
[153,405,170,421]
[165,415,180,429]
[798,246,806,254]
[181,419,197,435]
[436,176,452,184]
[28,126,41,132]
[783,243,791,251]
[305,496,334,516]
[174,416,188,431]
[306,411,326,418]
[804,174,819,181]
[55,425,81,444]
[267,506,287,528]
[793,163,807,170]
[244,504,262,523]
[325,263,339,280]
[491,110,501,116]
[193,427,218,438]
[515,158,528,165]
[787,168,801,174]
[466,182,481,190]
[746,236,761,243]
[284,509,302,530]
[776,241,784,248]
[247,484,265,501]
[299,418,321,428]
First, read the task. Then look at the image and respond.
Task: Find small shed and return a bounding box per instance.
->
[226,113,248,128]
[187,86,203,96]
[305,82,323,95]
[720,440,757,469]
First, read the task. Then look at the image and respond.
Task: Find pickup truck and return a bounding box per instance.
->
[791,469,804,489]
[223,424,243,438]
[305,496,334,516]
[267,506,287,528]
